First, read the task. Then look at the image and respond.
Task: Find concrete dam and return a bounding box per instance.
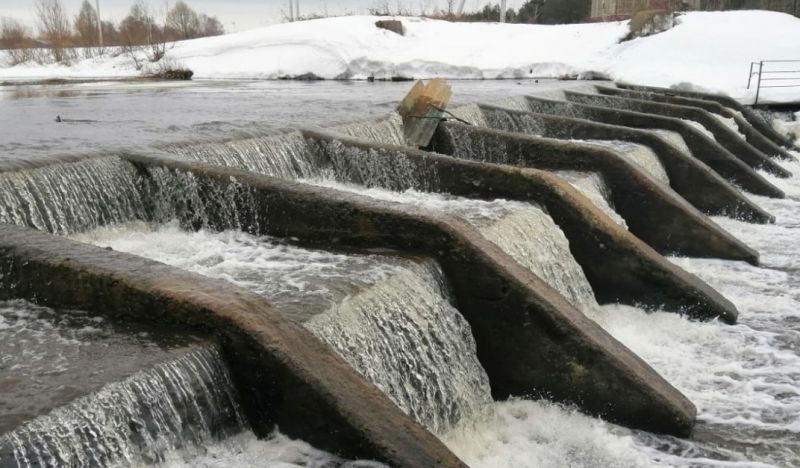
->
[1,81,798,467]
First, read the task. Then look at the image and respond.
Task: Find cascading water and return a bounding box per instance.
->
[578,140,670,184]
[163,132,319,180]
[310,181,599,310]
[552,171,628,227]
[711,112,744,138]
[82,223,493,435]
[0,157,147,235]
[681,118,717,140]
[331,112,408,146]
[1,344,246,467]
[446,105,671,185]
[163,126,602,310]
[650,129,693,157]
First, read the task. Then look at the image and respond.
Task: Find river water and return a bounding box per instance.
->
[1,79,799,467]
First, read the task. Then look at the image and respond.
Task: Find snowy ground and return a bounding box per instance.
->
[2,10,800,104]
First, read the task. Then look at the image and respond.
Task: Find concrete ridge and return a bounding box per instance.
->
[298,128,741,323]
[430,121,760,267]
[594,85,797,162]
[0,223,465,468]
[563,91,792,178]
[472,104,774,224]
[118,152,699,436]
[523,95,785,198]
[615,83,799,150]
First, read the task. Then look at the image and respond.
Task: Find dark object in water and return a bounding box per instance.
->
[152,68,194,81]
[55,115,62,122]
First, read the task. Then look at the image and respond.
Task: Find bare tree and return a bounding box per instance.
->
[198,14,225,37]
[0,17,35,65]
[74,0,99,56]
[166,1,200,39]
[35,0,74,63]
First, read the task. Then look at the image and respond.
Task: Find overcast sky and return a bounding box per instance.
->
[1,0,529,32]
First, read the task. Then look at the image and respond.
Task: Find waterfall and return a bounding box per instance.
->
[448,104,490,126]
[163,132,321,180]
[85,225,493,434]
[331,113,408,146]
[651,129,693,157]
[0,157,147,235]
[681,119,716,140]
[490,96,534,112]
[1,345,246,468]
[578,140,670,184]
[306,260,492,434]
[308,181,598,310]
[553,171,628,227]
[710,112,744,138]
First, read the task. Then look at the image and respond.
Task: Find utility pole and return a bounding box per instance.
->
[95,0,104,48]
[295,0,300,20]
[289,0,294,21]
[500,0,508,22]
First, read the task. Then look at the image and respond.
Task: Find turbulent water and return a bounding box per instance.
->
[0,157,147,235]
[651,129,693,157]
[308,181,598,309]
[579,139,670,184]
[552,171,628,227]
[2,343,245,467]
[83,223,493,435]
[3,82,800,468]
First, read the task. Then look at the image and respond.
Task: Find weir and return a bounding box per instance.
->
[2,82,789,466]
[522,95,786,198]
[1,345,245,467]
[615,83,800,150]
[562,91,792,178]
[429,121,761,262]
[454,103,772,222]
[594,85,797,161]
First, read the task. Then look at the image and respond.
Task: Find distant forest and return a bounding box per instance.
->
[0,0,224,65]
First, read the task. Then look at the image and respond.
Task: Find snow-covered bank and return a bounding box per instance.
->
[3,10,800,103]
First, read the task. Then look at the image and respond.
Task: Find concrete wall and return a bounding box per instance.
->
[595,85,797,161]
[115,153,701,435]
[0,224,464,467]
[523,95,785,198]
[300,129,742,322]
[615,83,799,149]
[470,104,773,223]
[431,122,760,268]
[564,91,792,178]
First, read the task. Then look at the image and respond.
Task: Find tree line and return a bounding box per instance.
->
[0,0,224,65]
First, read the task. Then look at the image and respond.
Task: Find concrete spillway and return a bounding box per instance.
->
[0,83,790,467]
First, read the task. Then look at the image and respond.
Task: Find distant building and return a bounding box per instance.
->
[590,0,799,21]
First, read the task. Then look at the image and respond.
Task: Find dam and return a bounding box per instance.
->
[1,80,799,468]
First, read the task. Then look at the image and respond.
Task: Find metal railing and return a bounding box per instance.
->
[747,60,800,105]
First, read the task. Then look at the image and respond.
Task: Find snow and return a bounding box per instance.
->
[3,11,800,103]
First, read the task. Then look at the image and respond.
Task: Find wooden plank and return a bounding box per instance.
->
[397,79,452,147]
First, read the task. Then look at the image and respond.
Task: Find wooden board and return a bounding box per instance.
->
[397,79,452,148]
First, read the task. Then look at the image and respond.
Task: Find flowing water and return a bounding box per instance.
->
[2,81,800,467]
[80,222,493,436]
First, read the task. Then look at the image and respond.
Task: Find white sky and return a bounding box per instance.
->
[0,0,530,32]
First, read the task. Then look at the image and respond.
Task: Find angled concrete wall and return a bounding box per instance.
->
[0,224,464,468]
[523,96,785,198]
[615,83,799,150]
[297,129,744,320]
[429,122,759,268]
[115,153,700,436]
[595,86,796,161]
[563,91,791,178]
[471,104,773,223]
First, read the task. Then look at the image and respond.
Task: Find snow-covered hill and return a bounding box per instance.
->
[3,10,800,103]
